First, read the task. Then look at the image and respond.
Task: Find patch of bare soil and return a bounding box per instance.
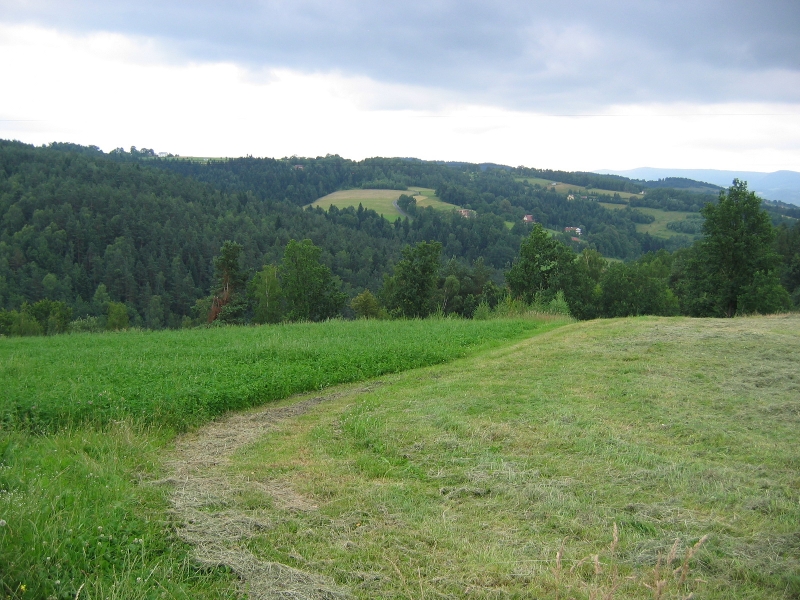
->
[163,387,379,599]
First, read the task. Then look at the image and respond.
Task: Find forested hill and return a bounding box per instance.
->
[139,154,471,206]
[4,139,793,329]
[1,141,526,326]
[134,149,717,256]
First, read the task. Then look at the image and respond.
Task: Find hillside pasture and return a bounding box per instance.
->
[599,202,702,240]
[518,177,643,200]
[310,187,461,219]
[632,207,700,238]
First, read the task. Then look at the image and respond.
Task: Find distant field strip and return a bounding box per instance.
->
[209,315,800,599]
[310,187,460,218]
[0,318,563,432]
[517,177,643,200]
[599,202,701,239]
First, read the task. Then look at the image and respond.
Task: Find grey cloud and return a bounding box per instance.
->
[3,0,799,110]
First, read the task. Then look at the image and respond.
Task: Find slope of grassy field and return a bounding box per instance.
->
[518,177,643,200]
[310,187,460,219]
[0,316,568,599]
[600,202,701,240]
[199,315,797,599]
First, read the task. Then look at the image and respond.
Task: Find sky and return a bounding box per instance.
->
[1,1,799,172]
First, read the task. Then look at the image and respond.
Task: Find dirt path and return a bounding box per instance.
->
[391,198,410,218]
[163,385,380,599]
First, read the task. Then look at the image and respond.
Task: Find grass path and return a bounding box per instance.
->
[163,315,800,599]
[163,387,373,599]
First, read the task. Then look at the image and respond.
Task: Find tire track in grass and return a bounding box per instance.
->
[163,385,383,599]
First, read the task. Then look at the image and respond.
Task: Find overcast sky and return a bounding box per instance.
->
[1,0,799,171]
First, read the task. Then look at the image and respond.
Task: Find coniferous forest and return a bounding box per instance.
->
[0,139,798,334]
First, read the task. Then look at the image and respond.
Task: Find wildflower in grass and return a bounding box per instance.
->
[0,519,6,526]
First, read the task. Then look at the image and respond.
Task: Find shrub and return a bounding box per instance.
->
[107,302,130,331]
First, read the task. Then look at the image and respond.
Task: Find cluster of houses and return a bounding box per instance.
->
[521,217,583,240]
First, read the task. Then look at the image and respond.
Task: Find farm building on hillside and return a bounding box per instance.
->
[565,227,582,235]
[457,209,476,218]
[523,215,535,224]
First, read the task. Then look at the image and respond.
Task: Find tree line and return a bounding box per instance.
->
[1,140,798,335]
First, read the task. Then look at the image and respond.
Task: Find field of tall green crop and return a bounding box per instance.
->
[0,317,562,433]
[0,316,568,599]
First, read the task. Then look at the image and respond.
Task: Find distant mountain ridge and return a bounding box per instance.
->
[594,168,800,205]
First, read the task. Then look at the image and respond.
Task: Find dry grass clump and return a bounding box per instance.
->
[550,525,709,599]
[165,389,371,599]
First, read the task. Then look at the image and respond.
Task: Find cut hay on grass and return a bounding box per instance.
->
[164,388,379,599]
[187,314,800,599]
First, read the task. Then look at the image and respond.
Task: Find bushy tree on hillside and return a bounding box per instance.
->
[505,224,575,304]
[598,260,679,318]
[350,289,383,319]
[279,239,346,322]
[678,180,789,317]
[382,241,443,318]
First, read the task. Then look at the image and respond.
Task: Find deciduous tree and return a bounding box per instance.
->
[248,264,283,324]
[505,224,575,304]
[280,239,345,322]
[383,241,442,318]
[680,180,789,316]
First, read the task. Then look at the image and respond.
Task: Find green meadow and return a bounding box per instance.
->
[309,187,460,219]
[0,316,566,599]
[600,202,701,240]
[518,178,643,200]
[2,314,798,599]
[0,319,554,433]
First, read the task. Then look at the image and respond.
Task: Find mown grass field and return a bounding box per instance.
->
[309,188,460,219]
[219,316,800,599]
[0,317,567,599]
[517,178,643,200]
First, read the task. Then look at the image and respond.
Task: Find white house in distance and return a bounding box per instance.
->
[565,226,582,235]
[523,215,535,224]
